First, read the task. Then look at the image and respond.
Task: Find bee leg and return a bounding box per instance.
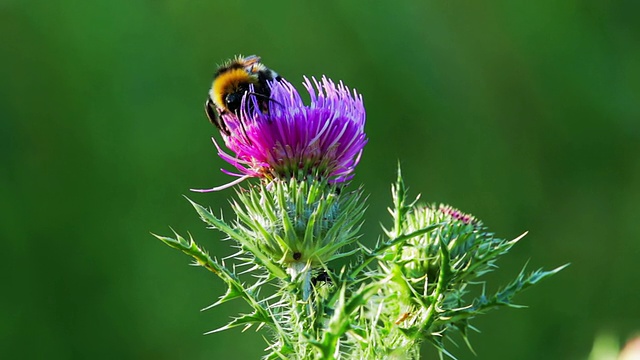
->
[205,98,230,135]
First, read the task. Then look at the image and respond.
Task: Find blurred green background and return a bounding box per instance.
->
[2,0,638,359]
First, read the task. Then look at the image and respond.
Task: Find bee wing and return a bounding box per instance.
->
[241,55,261,67]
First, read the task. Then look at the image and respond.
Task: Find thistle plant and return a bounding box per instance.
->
[154,75,566,359]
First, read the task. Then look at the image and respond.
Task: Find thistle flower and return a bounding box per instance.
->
[156,61,566,359]
[202,76,367,190]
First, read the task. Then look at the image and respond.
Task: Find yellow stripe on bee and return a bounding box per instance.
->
[212,68,258,109]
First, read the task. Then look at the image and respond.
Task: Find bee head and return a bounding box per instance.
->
[225,87,247,113]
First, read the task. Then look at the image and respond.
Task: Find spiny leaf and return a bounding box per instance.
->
[204,311,271,335]
[186,197,287,279]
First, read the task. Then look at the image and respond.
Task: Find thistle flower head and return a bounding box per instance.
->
[215,76,367,185]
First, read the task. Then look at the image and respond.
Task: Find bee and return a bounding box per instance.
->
[205,55,282,135]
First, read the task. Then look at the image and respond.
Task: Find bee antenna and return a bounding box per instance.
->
[246,92,284,109]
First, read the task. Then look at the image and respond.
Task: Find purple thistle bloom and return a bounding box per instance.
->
[197,76,367,191]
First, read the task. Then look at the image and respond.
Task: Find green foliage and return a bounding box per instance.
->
[155,167,566,359]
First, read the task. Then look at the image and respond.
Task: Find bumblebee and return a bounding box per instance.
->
[205,55,282,135]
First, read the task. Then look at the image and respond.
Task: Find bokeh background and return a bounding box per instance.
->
[2,0,638,359]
